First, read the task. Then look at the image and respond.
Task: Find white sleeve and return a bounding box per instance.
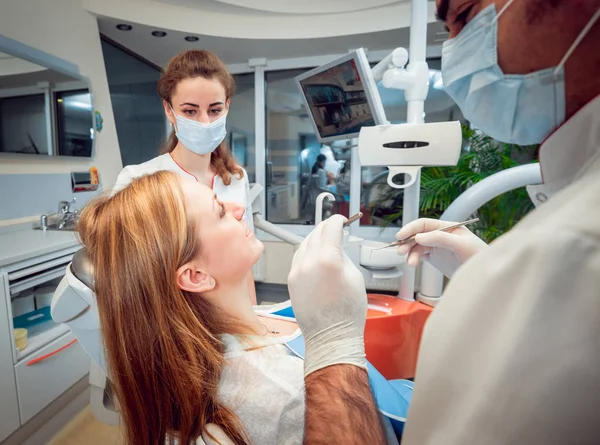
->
[242,169,255,232]
[403,227,600,444]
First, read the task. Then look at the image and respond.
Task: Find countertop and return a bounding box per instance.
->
[0,228,79,268]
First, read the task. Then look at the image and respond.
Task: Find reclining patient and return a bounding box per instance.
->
[78,170,304,445]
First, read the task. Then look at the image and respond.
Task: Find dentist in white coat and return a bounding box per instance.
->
[264,1,600,444]
[203,1,600,443]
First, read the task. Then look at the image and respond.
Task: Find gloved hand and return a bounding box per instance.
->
[288,215,368,376]
[396,218,488,278]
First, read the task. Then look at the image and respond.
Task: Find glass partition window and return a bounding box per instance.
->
[266,69,336,224]
[55,90,93,157]
[263,61,464,227]
[100,38,163,166]
[0,94,47,155]
[228,73,256,182]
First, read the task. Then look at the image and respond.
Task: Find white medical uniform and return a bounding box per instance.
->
[113,153,254,231]
[404,95,600,444]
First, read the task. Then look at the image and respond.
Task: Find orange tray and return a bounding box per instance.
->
[365,294,434,380]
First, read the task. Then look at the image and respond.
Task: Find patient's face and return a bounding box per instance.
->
[180,177,263,283]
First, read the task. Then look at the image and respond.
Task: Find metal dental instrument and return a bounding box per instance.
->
[344,212,363,227]
[374,217,480,250]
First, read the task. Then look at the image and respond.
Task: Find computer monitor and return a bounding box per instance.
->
[295,48,387,144]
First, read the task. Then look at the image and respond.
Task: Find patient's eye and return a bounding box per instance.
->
[219,202,226,218]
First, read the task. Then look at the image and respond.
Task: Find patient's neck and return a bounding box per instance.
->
[206,278,263,336]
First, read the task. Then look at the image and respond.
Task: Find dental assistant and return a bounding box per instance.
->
[283,1,600,444]
[113,50,257,304]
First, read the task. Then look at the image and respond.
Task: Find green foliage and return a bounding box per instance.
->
[376,125,538,243]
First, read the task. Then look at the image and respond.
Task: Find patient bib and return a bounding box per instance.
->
[255,302,414,435]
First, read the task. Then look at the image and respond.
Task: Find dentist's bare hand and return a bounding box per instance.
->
[288,215,367,376]
[396,218,488,278]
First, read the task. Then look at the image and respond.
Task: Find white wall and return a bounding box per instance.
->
[0,0,122,189]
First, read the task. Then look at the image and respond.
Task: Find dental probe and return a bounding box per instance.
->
[343,212,363,227]
[373,217,480,250]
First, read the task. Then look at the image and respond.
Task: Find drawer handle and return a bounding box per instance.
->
[26,339,78,366]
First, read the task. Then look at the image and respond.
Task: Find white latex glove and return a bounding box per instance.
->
[199,423,235,445]
[288,215,368,376]
[396,218,488,278]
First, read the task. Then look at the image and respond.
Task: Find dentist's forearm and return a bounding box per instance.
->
[304,365,385,445]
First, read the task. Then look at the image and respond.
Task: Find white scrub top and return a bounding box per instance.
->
[404,95,600,444]
[113,153,254,231]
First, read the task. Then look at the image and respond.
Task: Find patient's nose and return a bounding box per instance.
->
[223,202,245,221]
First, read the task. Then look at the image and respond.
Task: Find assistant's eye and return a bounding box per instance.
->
[209,108,223,116]
[183,109,196,116]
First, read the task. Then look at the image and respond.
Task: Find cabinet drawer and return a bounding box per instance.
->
[15,332,90,423]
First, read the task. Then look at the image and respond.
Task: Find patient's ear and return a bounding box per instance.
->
[176,263,215,293]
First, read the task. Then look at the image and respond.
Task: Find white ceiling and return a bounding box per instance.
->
[90,0,448,66]
[158,0,400,14]
[98,17,448,67]
[87,0,434,39]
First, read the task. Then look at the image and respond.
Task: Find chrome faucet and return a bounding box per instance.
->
[58,198,79,229]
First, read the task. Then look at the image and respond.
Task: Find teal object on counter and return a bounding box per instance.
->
[13,306,52,329]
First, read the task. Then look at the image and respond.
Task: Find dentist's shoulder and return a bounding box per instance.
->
[112,153,180,195]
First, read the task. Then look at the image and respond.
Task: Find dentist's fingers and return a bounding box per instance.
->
[397,240,416,256]
[396,218,460,241]
[405,244,431,267]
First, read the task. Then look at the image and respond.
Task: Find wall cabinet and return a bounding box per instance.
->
[0,273,20,443]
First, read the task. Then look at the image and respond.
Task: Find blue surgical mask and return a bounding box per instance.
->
[441,2,598,146]
[171,106,228,155]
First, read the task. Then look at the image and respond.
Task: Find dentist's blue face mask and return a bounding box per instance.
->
[170,105,228,155]
[441,1,598,146]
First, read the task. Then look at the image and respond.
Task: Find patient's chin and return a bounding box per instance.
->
[251,240,264,262]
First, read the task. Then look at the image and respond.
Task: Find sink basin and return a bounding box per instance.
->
[33,223,76,232]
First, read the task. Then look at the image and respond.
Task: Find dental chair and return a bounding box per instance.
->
[50,249,119,426]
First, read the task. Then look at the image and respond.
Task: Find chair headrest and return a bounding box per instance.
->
[71,248,94,290]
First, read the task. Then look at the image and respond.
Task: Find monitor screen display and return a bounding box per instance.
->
[298,56,378,142]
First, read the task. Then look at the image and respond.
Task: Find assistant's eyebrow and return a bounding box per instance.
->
[436,0,450,22]
[209,101,224,107]
[180,102,199,107]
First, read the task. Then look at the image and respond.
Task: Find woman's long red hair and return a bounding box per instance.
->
[158,49,243,186]
[77,171,248,445]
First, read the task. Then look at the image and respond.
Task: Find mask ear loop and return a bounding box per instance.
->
[552,8,600,131]
[169,104,179,132]
[493,0,516,24]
